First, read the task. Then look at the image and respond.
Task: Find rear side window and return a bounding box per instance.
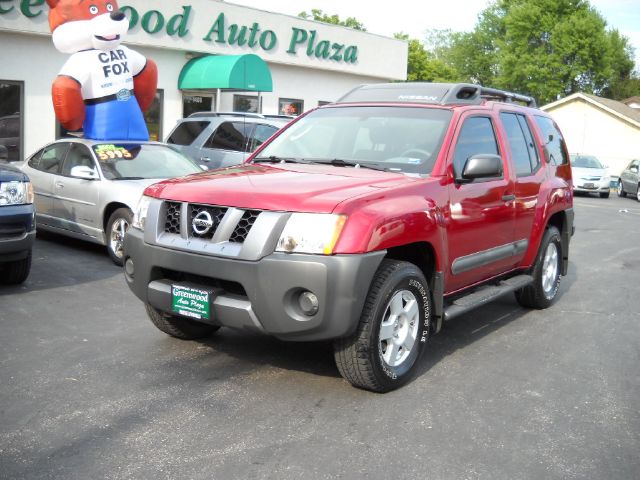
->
[249,124,278,153]
[204,122,252,152]
[452,116,500,177]
[36,143,69,174]
[500,113,540,176]
[167,121,210,146]
[534,116,568,165]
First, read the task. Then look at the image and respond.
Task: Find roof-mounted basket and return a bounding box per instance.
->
[336,83,537,108]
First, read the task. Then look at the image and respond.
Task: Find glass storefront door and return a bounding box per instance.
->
[182,93,214,118]
[0,81,23,162]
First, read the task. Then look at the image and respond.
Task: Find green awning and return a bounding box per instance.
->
[178,54,273,92]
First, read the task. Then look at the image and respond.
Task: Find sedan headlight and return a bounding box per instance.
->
[132,195,152,231]
[277,213,347,255]
[0,181,34,206]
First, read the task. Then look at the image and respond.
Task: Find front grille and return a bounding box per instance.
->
[165,202,181,234]
[189,204,228,239]
[161,201,261,245]
[230,210,260,243]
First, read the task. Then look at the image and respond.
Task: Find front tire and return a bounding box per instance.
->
[515,226,562,309]
[145,304,220,340]
[106,208,133,266]
[333,260,431,393]
[617,180,626,197]
[599,191,610,199]
[1,250,32,285]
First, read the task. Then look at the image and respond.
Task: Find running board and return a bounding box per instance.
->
[443,274,533,322]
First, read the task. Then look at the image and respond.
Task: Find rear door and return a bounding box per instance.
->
[446,112,517,292]
[166,120,211,163]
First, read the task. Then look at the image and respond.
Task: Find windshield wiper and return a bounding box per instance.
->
[252,156,311,164]
[316,158,387,171]
[113,176,145,180]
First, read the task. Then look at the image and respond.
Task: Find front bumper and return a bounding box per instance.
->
[573,179,610,193]
[124,227,385,341]
[0,204,36,261]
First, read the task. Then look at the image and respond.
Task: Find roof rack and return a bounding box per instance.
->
[188,111,266,119]
[336,83,537,108]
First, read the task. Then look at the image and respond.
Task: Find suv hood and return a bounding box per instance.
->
[145,163,418,213]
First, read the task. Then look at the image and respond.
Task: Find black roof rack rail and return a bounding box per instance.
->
[336,83,537,108]
[188,111,266,119]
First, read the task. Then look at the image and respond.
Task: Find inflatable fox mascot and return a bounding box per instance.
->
[47,0,158,141]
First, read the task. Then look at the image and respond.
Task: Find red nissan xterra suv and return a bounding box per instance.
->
[124,83,574,392]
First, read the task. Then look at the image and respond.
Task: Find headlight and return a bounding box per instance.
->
[0,181,34,205]
[277,213,347,255]
[132,195,152,230]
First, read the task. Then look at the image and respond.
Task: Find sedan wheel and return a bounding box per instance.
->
[617,180,626,197]
[106,208,133,266]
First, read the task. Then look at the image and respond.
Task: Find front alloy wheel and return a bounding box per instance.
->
[617,180,626,197]
[379,290,420,368]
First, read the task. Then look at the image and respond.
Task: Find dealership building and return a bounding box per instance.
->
[0,0,407,161]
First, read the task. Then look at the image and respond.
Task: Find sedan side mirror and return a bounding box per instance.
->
[70,165,99,180]
[631,166,639,174]
[459,154,503,183]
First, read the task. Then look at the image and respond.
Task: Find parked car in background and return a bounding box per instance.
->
[166,112,288,169]
[16,139,203,265]
[617,159,640,201]
[570,154,611,198]
[0,153,35,284]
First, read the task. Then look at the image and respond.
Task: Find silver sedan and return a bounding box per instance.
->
[16,139,203,264]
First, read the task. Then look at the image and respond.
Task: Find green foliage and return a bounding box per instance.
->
[394,33,460,82]
[298,9,366,31]
[438,0,636,104]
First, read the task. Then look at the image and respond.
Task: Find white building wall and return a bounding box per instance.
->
[544,99,640,176]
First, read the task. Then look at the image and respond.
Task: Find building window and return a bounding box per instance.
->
[279,98,303,116]
[183,93,214,118]
[233,95,259,113]
[144,89,164,141]
[0,81,24,162]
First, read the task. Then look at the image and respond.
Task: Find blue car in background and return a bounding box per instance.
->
[0,147,35,284]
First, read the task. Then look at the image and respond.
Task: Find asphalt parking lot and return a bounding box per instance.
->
[1,194,639,480]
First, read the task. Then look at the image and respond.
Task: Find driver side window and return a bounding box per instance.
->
[61,144,97,177]
[452,117,500,178]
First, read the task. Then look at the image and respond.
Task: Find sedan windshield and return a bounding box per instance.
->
[254,106,453,174]
[92,143,201,180]
[570,155,604,169]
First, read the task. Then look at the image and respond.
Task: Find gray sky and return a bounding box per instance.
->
[227,0,640,68]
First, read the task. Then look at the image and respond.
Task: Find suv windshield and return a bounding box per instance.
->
[255,106,452,174]
[570,155,604,169]
[92,143,201,180]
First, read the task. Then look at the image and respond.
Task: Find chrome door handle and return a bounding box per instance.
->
[200,157,210,162]
[55,182,64,189]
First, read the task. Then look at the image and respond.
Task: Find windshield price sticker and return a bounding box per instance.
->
[171,285,211,320]
[93,144,134,161]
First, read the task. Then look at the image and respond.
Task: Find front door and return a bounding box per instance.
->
[446,113,516,293]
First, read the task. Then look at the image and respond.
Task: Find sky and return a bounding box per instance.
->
[227,0,640,68]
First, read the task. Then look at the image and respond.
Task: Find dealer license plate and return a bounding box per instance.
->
[172,285,211,320]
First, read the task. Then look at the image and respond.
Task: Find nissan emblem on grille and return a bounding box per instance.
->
[192,211,214,235]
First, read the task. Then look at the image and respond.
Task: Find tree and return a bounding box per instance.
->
[298,9,366,31]
[441,0,636,104]
[394,33,460,82]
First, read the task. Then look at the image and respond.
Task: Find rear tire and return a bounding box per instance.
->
[145,304,220,340]
[1,250,32,285]
[515,226,562,309]
[636,184,640,202]
[333,259,430,393]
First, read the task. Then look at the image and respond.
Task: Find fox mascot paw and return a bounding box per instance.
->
[47,0,158,141]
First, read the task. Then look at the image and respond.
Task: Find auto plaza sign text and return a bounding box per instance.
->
[0,1,359,64]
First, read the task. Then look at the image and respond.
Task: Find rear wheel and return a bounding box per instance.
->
[106,208,132,266]
[333,259,430,393]
[617,180,626,197]
[515,226,562,309]
[636,184,640,202]
[1,250,32,285]
[145,304,220,340]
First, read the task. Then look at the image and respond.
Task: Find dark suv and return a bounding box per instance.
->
[0,150,35,284]
[166,112,289,168]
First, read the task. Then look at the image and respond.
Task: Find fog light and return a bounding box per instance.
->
[125,258,135,277]
[298,291,319,316]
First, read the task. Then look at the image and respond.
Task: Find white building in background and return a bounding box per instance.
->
[0,0,407,161]
[542,92,640,176]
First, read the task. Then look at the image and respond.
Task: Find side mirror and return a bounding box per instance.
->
[631,166,639,174]
[70,165,99,180]
[459,154,503,182]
